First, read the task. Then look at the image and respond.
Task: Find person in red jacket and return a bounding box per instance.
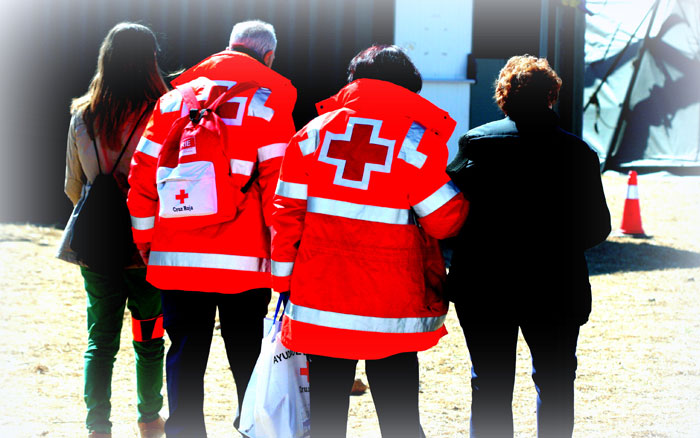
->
[127,20,297,437]
[271,45,469,437]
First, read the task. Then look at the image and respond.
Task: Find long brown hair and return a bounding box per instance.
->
[71,22,168,149]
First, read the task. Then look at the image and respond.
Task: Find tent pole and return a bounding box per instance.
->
[602,0,663,172]
[549,1,585,136]
[583,2,656,113]
[539,0,550,59]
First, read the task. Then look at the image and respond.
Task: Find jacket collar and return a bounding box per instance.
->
[508,108,560,132]
[316,79,456,140]
[171,50,284,88]
[230,45,265,64]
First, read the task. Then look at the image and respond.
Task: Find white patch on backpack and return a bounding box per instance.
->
[156,161,218,218]
[179,135,196,158]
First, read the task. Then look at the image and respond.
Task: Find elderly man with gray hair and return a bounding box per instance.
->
[228,19,277,67]
[127,19,297,438]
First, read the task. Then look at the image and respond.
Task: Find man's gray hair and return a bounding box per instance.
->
[228,20,277,58]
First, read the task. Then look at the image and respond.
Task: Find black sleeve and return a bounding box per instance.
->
[447,134,478,200]
[578,144,611,250]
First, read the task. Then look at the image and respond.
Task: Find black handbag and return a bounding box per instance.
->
[69,108,149,273]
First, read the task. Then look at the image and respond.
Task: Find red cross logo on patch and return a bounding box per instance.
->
[175,189,189,204]
[318,117,395,190]
[300,359,309,383]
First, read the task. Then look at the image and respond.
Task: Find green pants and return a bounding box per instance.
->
[81,267,164,434]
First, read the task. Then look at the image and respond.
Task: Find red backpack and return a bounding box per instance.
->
[155,80,259,229]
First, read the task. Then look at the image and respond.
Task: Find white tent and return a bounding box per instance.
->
[583,0,700,173]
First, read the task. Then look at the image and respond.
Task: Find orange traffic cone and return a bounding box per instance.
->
[620,170,646,236]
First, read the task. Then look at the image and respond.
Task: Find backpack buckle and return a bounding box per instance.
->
[189,108,209,125]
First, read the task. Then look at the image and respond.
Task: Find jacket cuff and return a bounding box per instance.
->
[272,275,291,294]
[135,241,151,252]
[418,193,469,239]
[132,228,154,245]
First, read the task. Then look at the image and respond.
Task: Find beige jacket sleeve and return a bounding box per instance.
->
[64,114,86,206]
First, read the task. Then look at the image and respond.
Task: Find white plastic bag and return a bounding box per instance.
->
[239,298,311,438]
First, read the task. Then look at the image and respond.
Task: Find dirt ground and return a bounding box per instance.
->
[1,172,699,438]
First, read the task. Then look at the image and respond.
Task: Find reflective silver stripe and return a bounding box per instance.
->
[413,181,461,217]
[149,251,270,272]
[131,215,155,231]
[136,138,163,158]
[271,260,294,277]
[248,88,274,121]
[275,180,308,200]
[220,96,247,126]
[159,91,182,114]
[258,143,287,162]
[299,129,320,156]
[298,117,327,156]
[398,122,428,169]
[285,302,446,334]
[230,159,255,176]
[626,185,639,200]
[307,196,410,225]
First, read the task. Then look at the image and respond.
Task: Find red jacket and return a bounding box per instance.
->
[271,79,469,359]
[127,51,297,293]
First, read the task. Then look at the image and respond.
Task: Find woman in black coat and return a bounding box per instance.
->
[446,55,611,438]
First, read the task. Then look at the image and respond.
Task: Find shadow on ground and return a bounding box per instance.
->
[586,240,700,275]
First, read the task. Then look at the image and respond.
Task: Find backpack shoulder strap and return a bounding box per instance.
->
[177,84,200,112]
[177,84,205,125]
[91,139,104,176]
[211,81,262,192]
[110,104,152,175]
[83,114,104,176]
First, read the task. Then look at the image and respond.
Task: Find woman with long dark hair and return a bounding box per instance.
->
[57,22,169,438]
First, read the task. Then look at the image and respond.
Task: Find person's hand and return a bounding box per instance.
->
[137,242,151,265]
[138,249,150,265]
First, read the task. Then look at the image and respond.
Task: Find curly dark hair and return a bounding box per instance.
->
[494,55,562,118]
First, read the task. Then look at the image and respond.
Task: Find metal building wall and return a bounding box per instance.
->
[395,0,475,161]
[4,0,395,224]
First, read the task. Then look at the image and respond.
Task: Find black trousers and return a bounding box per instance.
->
[160,288,270,438]
[307,352,423,438]
[456,303,580,438]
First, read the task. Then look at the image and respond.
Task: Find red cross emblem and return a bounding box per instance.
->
[209,85,242,119]
[300,359,309,383]
[175,189,189,204]
[319,117,395,190]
